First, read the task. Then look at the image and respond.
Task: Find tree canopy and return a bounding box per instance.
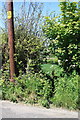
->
[43,1,80,74]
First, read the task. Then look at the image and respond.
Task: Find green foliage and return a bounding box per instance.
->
[1,29,43,75]
[15,27,43,74]
[1,2,44,75]
[43,1,80,74]
[2,71,52,108]
[0,70,2,99]
[41,2,80,110]
[1,68,79,110]
[41,64,54,77]
[41,64,64,77]
[1,1,80,110]
[51,71,79,110]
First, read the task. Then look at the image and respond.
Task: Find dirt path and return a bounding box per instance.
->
[0,100,78,118]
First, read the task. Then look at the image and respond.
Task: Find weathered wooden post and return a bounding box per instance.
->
[7,0,15,82]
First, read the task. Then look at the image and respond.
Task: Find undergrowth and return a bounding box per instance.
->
[1,69,79,110]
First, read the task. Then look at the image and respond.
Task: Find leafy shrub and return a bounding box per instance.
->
[43,2,80,74]
[41,64,64,77]
[2,71,52,108]
[2,68,79,110]
[51,71,79,110]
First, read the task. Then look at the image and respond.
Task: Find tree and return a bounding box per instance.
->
[43,1,80,74]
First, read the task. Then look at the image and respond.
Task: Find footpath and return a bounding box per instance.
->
[0,100,78,119]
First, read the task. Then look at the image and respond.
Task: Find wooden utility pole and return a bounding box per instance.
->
[7,0,15,82]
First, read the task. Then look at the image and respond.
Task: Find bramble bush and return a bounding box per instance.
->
[1,68,79,110]
[2,70,52,108]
